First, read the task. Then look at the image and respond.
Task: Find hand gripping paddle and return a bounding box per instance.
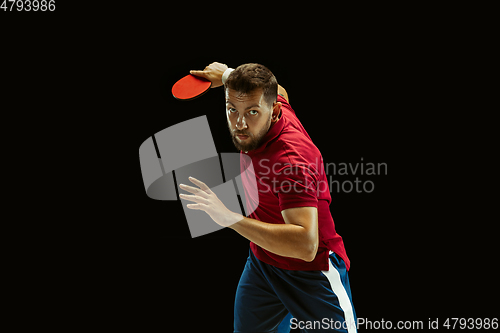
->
[172,74,212,100]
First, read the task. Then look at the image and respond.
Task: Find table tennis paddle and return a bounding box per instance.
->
[172,74,212,100]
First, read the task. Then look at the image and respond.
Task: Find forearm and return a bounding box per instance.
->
[229,214,317,262]
[178,177,317,261]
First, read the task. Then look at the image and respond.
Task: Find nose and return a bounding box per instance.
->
[236,114,248,130]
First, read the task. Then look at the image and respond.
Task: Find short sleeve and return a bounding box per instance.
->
[275,164,319,211]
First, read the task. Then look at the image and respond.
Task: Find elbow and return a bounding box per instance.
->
[299,228,319,262]
[301,241,318,262]
[278,85,289,102]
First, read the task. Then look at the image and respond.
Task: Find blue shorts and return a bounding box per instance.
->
[234,249,357,333]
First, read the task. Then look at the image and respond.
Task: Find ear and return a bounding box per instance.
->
[271,101,282,123]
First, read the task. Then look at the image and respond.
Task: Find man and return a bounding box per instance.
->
[178,62,356,333]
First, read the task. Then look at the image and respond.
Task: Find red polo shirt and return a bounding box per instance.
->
[240,95,350,271]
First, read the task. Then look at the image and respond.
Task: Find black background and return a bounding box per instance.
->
[1,3,497,332]
[119,41,496,331]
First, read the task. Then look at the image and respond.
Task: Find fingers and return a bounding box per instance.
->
[179,183,208,197]
[188,176,212,194]
[186,203,204,210]
[179,193,209,205]
[190,70,207,78]
[178,176,213,198]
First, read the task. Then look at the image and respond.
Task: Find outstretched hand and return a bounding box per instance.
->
[179,176,243,227]
[190,62,228,88]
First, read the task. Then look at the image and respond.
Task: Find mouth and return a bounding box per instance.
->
[236,135,249,140]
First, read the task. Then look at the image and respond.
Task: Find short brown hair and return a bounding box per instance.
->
[224,63,278,107]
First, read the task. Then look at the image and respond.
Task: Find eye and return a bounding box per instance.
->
[228,108,237,113]
[249,110,258,115]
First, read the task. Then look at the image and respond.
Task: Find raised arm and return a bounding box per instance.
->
[190,62,289,102]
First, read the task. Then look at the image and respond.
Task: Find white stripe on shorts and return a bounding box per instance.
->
[321,252,357,333]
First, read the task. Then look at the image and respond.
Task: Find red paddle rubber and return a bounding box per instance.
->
[172,74,212,100]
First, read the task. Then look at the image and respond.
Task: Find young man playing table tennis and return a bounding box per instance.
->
[179,62,357,333]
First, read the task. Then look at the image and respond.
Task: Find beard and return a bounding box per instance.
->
[228,115,272,152]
